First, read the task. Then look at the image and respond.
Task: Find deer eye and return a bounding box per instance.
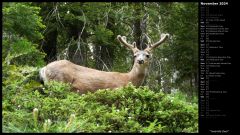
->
[146,55,150,58]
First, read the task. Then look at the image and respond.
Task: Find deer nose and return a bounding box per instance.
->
[138,60,144,64]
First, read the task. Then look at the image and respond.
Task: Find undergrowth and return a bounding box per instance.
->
[3,68,198,133]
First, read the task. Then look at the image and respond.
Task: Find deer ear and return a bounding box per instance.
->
[132,42,136,48]
[144,44,152,52]
[122,36,126,41]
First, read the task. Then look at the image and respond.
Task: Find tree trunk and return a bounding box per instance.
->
[36,2,58,63]
[42,29,57,63]
[94,15,115,71]
[133,3,149,86]
[68,25,88,66]
[133,3,147,50]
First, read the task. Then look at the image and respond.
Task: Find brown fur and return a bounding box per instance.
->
[41,34,169,94]
[44,60,146,94]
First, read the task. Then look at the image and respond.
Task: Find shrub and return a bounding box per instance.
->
[3,79,198,133]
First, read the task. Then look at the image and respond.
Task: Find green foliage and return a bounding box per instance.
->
[160,2,198,85]
[144,2,198,95]
[2,2,198,133]
[93,25,114,45]
[3,2,45,42]
[2,4,47,132]
[3,3,46,67]
[3,38,45,67]
[3,81,198,133]
[30,2,198,92]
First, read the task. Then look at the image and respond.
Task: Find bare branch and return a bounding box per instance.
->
[73,10,86,64]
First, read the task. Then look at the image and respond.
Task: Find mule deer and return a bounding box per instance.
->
[39,34,169,94]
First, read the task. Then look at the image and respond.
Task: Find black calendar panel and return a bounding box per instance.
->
[199,0,232,134]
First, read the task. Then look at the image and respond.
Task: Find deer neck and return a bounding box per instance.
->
[128,62,149,87]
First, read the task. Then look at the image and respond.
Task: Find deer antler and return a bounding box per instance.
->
[145,33,169,51]
[117,35,139,52]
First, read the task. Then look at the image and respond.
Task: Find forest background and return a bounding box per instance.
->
[2,2,198,133]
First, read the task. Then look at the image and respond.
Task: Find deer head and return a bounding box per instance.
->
[117,33,169,66]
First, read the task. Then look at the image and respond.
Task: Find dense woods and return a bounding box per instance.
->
[3,2,198,133]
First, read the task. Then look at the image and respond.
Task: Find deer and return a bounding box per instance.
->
[39,33,169,94]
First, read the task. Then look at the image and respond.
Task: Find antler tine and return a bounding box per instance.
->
[146,33,169,51]
[117,35,137,50]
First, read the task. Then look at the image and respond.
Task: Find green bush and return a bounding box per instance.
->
[2,2,198,133]
[3,3,46,68]
[3,79,198,133]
